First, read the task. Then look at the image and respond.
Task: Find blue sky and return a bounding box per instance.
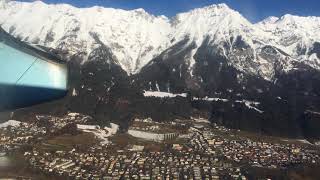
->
[18,0,320,22]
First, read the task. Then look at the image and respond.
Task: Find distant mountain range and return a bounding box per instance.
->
[1,1,320,76]
[1,0,320,140]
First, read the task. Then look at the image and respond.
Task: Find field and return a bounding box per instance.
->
[38,132,98,151]
[109,133,164,152]
[109,132,188,153]
[131,121,189,134]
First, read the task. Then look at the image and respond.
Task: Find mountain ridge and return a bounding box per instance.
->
[1,1,320,78]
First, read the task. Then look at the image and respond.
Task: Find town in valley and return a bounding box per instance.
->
[1,113,320,180]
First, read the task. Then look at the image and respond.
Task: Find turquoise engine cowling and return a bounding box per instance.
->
[0,27,68,110]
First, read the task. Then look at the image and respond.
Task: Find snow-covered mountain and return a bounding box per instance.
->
[0,0,172,74]
[1,0,320,78]
[256,15,320,69]
[165,4,320,80]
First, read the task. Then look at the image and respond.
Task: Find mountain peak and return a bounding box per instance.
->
[258,16,279,25]
[205,3,231,10]
[172,3,250,39]
[26,0,47,6]
[190,3,236,15]
[134,8,146,13]
[279,14,301,22]
[277,14,320,22]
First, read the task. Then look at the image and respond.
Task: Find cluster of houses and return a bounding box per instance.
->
[194,127,320,169]
[0,113,93,155]
[220,138,320,168]
[0,113,92,153]
[24,143,246,180]
[21,119,248,179]
[1,115,320,179]
[35,113,91,133]
[0,120,46,153]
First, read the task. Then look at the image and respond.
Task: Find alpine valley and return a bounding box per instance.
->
[1,0,320,140]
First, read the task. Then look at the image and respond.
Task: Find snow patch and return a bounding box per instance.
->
[77,123,119,145]
[104,123,119,137]
[235,100,264,113]
[77,124,99,130]
[143,91,187,98]
[72,88,78,97]
[193,97,229,102]
[191,117,210,123]
[0,120,22,128]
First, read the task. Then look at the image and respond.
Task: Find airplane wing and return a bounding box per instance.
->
[0,27,68,111]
